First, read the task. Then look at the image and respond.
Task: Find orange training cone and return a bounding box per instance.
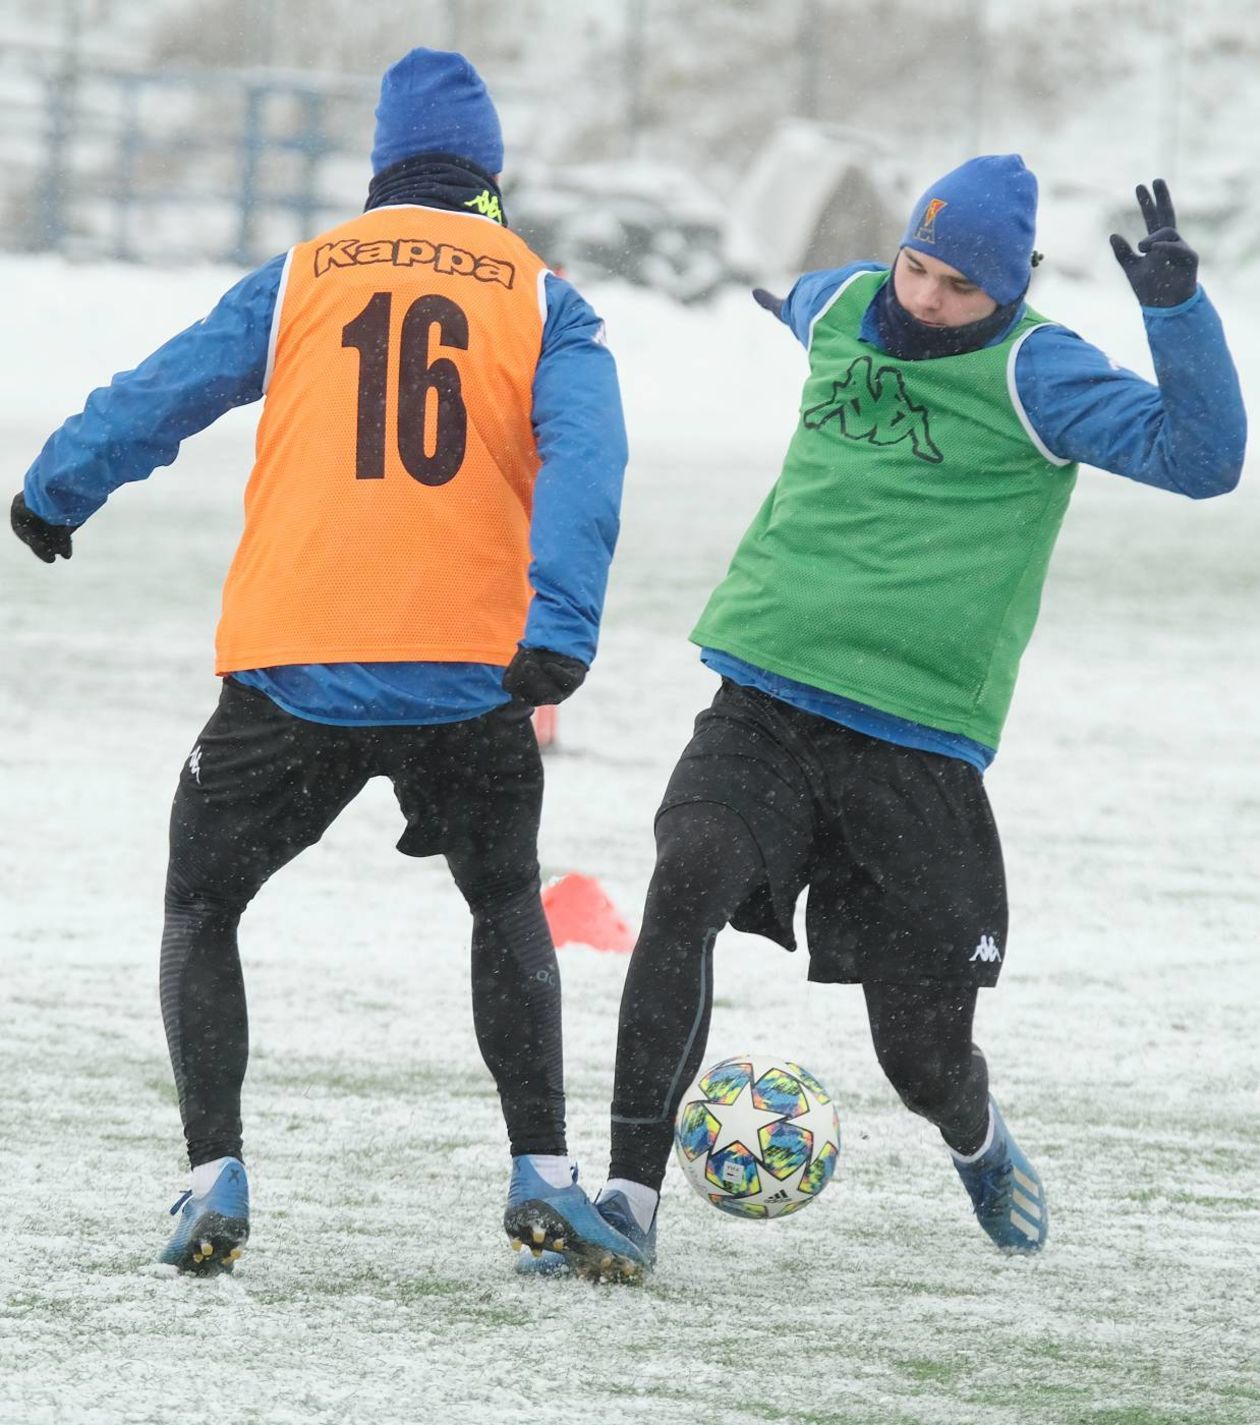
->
[542,873,636,954]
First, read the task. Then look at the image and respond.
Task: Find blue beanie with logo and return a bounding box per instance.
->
[371,48,503,176]
[900,154,1038,305]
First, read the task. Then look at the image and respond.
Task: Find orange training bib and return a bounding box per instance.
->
[215,204,548,673]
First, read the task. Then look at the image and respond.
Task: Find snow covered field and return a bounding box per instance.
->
[2,255,1258,1425]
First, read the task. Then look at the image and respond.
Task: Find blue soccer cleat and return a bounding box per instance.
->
[515,1186,658,1279]
[591,1189,657,1271]
[504,1158,645,1281]
[159,1158,250,1274]
[952,1098,1048,1253]
[513,1243,569,1278]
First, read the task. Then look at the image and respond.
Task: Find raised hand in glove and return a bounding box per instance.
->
[501,647,587,706]
[1109,179,1199,308]
[11,492,79,563]
[752,287,785,320]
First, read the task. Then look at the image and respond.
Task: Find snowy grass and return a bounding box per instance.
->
[3,261,1259,1424]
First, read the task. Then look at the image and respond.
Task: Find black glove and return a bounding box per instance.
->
[1109,179,1199,308]
[752,287,785,320]
[501,647,587,706]
[11,492,79,563]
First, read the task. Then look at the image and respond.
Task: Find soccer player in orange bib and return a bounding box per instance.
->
[12,48,643,1278]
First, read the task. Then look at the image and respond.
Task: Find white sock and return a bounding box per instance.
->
[949,1106,996,1165]
[190,1155,238,1197]
[598,1178,659,1232]
[523,1154,573,1190]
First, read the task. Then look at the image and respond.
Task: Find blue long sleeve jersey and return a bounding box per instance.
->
[703,263,1247,771]
[24,253,628,725]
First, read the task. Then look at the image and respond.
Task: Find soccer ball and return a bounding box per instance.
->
[673,1054,841,1219]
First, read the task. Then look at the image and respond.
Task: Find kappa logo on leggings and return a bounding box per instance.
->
[970,934,1002,963]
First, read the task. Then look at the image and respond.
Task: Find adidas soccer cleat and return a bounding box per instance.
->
[591,1190,657,1271]
[952,1098,1048,1253]
[504,1157,645,1281]
[513,1243,569,1278]
[515,1188,658,1279]
[159,1158,250,1275]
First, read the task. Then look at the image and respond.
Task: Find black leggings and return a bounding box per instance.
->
[160,684,566,1168]
[161,870,564,1166]
[609,803,991,1189]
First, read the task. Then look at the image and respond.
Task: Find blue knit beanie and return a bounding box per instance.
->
[371,48,503,176]
[900,154,1038,305]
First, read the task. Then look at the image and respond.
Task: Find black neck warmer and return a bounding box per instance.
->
[365,152,507,227]
[875,259,1022,360]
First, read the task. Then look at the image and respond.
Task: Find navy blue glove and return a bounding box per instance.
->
[1109,180,1198,308]
[11,492,78,563]
[502,647,587,705]
[752,287,785,320]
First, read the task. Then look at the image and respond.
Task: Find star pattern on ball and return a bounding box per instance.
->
[790,1091,838,1159]
[707,1079,791,1157]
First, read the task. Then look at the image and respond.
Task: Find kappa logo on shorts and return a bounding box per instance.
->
[187,744,203,785]
[970,934,1002,963]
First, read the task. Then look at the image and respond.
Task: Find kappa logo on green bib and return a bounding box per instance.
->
[803,355,943,465]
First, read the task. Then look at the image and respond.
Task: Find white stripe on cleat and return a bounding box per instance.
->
[1013,1189,1042,1220]
[1011,1209,1041,1241]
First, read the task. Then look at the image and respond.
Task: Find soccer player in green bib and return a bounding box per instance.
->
[553,155,1245,1276]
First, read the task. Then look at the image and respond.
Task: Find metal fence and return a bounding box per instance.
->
[0,0,1223,271]
[0,0,890,270]
[5,52,378,265]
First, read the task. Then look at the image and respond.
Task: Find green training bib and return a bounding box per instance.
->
[693,270,1078,749]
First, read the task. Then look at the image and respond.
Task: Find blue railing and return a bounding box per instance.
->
[22,61,378,265]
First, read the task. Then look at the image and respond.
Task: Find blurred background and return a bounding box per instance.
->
[0,0,1253,302]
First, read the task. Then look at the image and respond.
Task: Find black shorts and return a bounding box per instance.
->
[658,680,1009,986]
[168,678,543,913]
